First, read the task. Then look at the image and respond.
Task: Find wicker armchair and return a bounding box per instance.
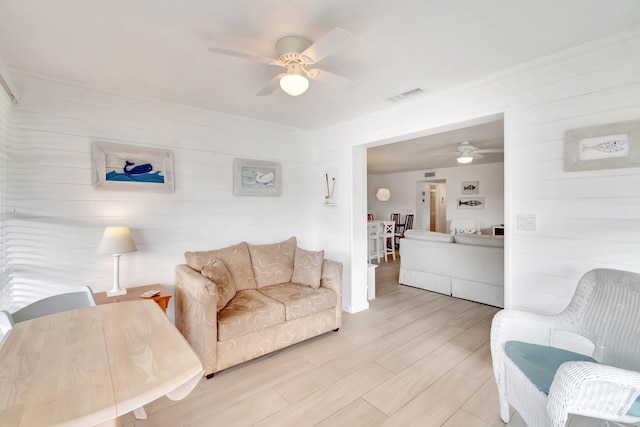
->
[491,268,640,427]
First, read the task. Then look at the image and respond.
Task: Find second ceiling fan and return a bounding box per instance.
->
[208,27,352,96]
[432,141,504,164]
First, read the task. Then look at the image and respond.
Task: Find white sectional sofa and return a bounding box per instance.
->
[399,229,504,307]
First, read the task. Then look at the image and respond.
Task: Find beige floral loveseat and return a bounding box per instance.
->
[175,236,343,378]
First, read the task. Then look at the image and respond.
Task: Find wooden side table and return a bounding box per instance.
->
[94,284,172,313]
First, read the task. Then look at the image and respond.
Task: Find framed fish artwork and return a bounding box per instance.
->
[233,158,282,196]
[92,141,174,192]
[461,180,479,195]
[457,197,485,210]
[564,119,640,171]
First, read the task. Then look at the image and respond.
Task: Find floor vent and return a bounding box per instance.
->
[385,87,427,103]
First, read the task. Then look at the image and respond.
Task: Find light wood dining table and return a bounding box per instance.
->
[0,299,203,427]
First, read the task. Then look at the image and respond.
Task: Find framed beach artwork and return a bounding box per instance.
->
[233,158,282,196]
[564,119,640,171]
[461,181,479,195]
[92,142,174,192]
[457,197,485,210]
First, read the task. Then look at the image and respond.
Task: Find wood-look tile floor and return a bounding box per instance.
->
[124,255,506,427]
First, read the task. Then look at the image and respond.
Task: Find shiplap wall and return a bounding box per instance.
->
[4,28,640,317]
[3,73,325,318]
[315,28,640,314]
[367,162,505,233]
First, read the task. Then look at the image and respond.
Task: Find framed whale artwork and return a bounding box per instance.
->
[233,158,282,196]
[92,141,175,192]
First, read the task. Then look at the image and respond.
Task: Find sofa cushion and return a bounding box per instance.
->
[292,247,324,289]
[201,260,236,312]
[185,241,257,291]
[454,233,504,248]
[404,229,455,243]
[217,290,285,341]
[248,236,297,288]
[259,283,337,321]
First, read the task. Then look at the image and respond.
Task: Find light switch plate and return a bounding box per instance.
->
[517,214,537,231]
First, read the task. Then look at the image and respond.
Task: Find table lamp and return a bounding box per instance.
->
[97,226,137,297]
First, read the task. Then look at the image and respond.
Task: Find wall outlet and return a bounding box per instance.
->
[517,214,537,231]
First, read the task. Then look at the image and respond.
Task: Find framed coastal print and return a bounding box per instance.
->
[564,119,640,171]
[92,141,174,192]
[461,181,479,195]
[233,158,282,196]
[457,197,485,210]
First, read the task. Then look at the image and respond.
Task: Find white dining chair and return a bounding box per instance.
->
[380,221,396,262]
[11,286,97,323]
[367,221,382,263]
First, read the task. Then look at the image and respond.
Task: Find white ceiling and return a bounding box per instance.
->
[367,118,504,174]
[2,0,640,133]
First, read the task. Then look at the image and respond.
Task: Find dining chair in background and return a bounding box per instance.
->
[380,221,396,261]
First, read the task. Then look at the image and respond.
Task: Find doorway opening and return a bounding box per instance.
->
[415,179,446,233]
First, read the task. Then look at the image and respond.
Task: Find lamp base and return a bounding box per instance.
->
[107,287,127,297]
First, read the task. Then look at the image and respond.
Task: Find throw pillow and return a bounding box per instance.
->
[455,227,477,234]
[184,241,257,290]
[248,236,297,288]
[292,247,325,289]
[201,260,236,312]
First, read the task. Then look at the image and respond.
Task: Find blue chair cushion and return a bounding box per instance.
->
[505,341,596,394]
[505,341,640,417]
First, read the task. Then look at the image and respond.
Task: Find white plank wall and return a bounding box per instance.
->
[3,28,640,317]
[3,74,321,317]
[315,28,640,314]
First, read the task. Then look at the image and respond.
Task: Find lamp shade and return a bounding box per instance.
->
[97,226,137,255]
[280,74,309,96]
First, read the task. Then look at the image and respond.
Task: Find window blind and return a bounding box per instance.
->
[0,85,12,310]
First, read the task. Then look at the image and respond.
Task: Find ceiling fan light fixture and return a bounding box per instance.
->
[457,155,473,164]
[280,73,309,96]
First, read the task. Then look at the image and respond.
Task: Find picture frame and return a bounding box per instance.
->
[461,180,479,195]
[564,119,640,171]
[92,141,174,192]
[233,158,282,196]
[457,197,485,210]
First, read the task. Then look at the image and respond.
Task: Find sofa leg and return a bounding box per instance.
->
[333,328,340,332]
[205,372,215,380]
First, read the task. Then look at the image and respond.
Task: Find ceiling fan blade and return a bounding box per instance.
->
[471,152,485,160]
[300,27,352,64]
[256,74,285,96]
[208,46,282,66]
[307,68,349,85]
[475,148,504,154]
[425,150,458,156]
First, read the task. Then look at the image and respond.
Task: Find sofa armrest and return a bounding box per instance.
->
[321,259,343,324]
[175,264,218,376]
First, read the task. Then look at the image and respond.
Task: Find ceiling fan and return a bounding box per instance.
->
[431,141,504,164]
[208,28,352,97]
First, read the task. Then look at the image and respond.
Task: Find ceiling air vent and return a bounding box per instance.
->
[385,87,427,103]
[424,172,436,178]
